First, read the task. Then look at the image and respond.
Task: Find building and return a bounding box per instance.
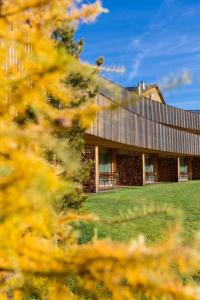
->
[82,77,200,192]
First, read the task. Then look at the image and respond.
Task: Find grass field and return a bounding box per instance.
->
[79,181,200,245]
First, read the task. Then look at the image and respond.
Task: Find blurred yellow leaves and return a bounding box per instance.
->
[0,1,200,299]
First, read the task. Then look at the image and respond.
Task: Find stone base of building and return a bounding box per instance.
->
[157,157,178,182]
[192,158,200,180]
[82,145,200,193]
[82,145,96,193]
[117,152,143,186]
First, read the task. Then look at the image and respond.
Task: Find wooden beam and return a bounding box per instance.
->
[95,146,99,193]
[112,149,117,173]
[154,154,158,182]
[85,133,199,158]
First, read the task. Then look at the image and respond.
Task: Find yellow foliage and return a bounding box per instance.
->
[0,1,200,299]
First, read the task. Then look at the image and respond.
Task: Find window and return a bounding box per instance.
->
[180,158,188,174]
[99,151,112,173]
[145,156,154,173]
[99,150,113,188]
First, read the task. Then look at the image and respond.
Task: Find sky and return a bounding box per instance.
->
[75,0,200,110]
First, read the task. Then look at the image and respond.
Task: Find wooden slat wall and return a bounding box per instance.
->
[87,93,200,156]
[97,77,200,133]
[129,98,200,133]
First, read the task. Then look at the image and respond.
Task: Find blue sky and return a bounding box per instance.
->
[76,0,200,109]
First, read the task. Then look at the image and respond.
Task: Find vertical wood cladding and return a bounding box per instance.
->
[117,152,143,186]
[157,157,178,182]
[82,146,96,193]
[192,158,200,180]
[87,92,200,156]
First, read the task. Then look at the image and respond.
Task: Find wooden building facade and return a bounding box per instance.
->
[83,78,200,192]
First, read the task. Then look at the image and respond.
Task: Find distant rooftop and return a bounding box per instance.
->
[126,81,165,104]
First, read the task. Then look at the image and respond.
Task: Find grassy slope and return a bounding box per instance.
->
[79,181,200,244]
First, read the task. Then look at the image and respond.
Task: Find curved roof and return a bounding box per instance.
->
[86,78,200,156]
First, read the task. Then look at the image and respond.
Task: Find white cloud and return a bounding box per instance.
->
[129,51,146,79]
[159,70,192,91]
[131,38,141,49]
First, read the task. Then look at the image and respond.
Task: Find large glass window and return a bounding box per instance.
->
[145,156,154,173]
[180,158,188,173]
[99,149,113,188]
[99,151,112,173]
[145,155,156,183]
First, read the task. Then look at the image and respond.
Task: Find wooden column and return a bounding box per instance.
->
[112,149,117,173]
[154,155,158,183]
[142,153,145,185]
[177,157,180,182]
[95,146,99,193]
[111,149,117,187]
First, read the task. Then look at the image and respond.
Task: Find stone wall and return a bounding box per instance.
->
[157,157,178,182]
[82,146,96,193]
[117,152,143,186]
[192,158,200,180]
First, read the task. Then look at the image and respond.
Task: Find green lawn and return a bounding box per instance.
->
[79,181,200,244]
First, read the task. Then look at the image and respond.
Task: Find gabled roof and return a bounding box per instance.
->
[126,84,166,104]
